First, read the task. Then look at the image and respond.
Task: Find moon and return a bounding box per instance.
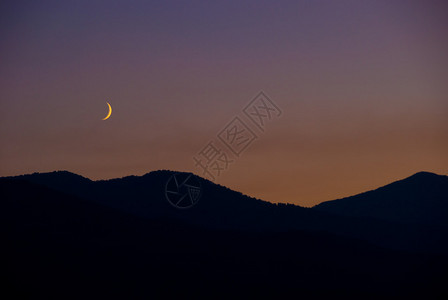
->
[102,102,112,120]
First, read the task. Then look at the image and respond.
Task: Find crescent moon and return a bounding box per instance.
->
[102,102,112,120]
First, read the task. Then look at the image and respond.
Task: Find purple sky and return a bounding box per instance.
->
[1,0,447,206]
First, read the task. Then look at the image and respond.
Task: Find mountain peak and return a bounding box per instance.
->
[398,171,447,186]
[314,171,448,226]
[408,171,441,179]
[35,170,90,181]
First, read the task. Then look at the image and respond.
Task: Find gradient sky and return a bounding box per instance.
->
[1,0,447,206]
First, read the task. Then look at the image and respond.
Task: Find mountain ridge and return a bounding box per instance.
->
[2,170,447,253]
[314,171,448,227]
[7,169,446,206]
[3,170,448,297]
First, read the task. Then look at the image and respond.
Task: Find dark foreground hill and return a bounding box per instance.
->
[6,170,448,253]
[2,171,448,298]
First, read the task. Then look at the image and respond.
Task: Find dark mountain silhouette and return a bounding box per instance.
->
[6,170,448,253]
[2,171,448,298]
[314,172,448,228]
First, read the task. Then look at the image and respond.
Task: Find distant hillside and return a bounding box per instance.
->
[3,170,448,253]
[2,177,447,298]
[314,172,448,228]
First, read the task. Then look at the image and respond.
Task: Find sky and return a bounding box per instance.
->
[1,0,447,207]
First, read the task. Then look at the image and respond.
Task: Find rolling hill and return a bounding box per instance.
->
[2,170,448,298]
